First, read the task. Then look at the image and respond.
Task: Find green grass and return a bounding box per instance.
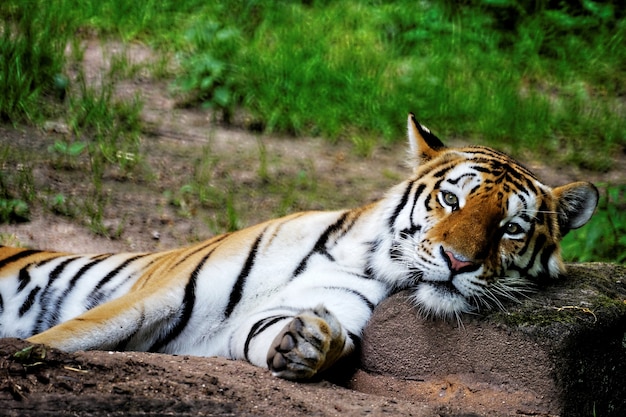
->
[1,0,624,159]
[0,0,144,236]
[562,184,626,264]
[0,0,74,123]
[0,146,34,223]
[197,0,625,164]
[0,0,624,263]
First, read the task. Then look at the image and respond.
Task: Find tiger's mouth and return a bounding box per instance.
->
[428,280,463,297]
[410,280,473,319]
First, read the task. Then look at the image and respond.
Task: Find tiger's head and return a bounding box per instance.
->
[375,114,598,320]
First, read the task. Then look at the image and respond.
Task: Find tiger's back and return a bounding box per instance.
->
[0,114,598,380]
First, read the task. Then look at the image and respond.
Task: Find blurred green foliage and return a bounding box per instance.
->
[562,184,626,264]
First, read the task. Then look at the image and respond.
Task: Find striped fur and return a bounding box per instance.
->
[0,114,598,380]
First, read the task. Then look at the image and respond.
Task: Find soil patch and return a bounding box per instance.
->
[1,338,434,417]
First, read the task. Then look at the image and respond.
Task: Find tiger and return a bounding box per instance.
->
[0,114,598,380]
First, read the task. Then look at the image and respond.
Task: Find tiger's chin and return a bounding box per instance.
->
[409,281,473,320]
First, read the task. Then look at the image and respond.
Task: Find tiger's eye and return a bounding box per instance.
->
[443,192,458,207]
[505,222,522,235]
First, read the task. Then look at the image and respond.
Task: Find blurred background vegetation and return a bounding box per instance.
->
[0,0,624,263]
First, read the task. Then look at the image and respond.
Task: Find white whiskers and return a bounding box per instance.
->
[472,276,535,313]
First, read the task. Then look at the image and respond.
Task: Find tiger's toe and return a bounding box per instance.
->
[266,307,346,380]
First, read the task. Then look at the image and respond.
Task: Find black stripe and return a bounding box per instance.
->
[67,254,112,287]
[347,331,361,346]
[388,180,415,229]
[224,232,265,318]
[0,249,41,270]
[93,255,146,292]
[244,315,290,361]
[539,196,554,235]
[447,173,477,185]
[525,177,538,195]
[33,256,80,333]
[503,164,523,181]
[408,184,426,226]
[503,175,527,196]
[19,286,41,317]
[33,256,61,269]
[539,243,557,276]
[48,257,79,282]
[323,287,375,311]
[467,147,505,159]
[517,223,536,258]
[503,164,538,192]
[346,269,376,281]
[292,212,352,277]
[432,165,453,178]
[49,255,114,325]
[149,250,215,352]
[433,178,445,193]
[424,192,433,212]
[17,268,31,292]
[521,234,547,276]
[85,254,148,309]
[470,165,492,174]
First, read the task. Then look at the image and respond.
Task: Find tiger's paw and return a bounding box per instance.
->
[266,306,346,380]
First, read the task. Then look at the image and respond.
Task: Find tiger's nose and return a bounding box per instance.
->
[441,248,475,272]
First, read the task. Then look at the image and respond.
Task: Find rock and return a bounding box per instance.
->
[42,121,70,135]
[355,263,626,417]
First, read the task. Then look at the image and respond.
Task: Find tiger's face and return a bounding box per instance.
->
[379,114,598,319]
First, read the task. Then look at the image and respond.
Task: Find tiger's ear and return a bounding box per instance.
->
[407,113,445,169]
[553,181,599,236]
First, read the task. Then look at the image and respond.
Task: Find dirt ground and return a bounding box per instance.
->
[2,338,444,417]
[1,40,625,416]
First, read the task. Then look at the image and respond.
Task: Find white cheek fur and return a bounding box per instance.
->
[410,282,472,320]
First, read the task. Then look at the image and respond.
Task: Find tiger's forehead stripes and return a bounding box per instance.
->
[468,163,540,198]
[423,160,537,204]
[445,172,478,185]
[480,164,541,199]
[461,146,539,178]
[419,147,540,192]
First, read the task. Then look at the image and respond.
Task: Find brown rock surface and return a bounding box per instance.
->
[355,263,626,417]
[1,263,624,417]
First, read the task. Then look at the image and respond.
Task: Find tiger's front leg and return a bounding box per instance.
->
[266,306,348,380]
[230,274,388,379]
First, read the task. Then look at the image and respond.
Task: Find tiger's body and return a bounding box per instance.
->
[0,115,598,380]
